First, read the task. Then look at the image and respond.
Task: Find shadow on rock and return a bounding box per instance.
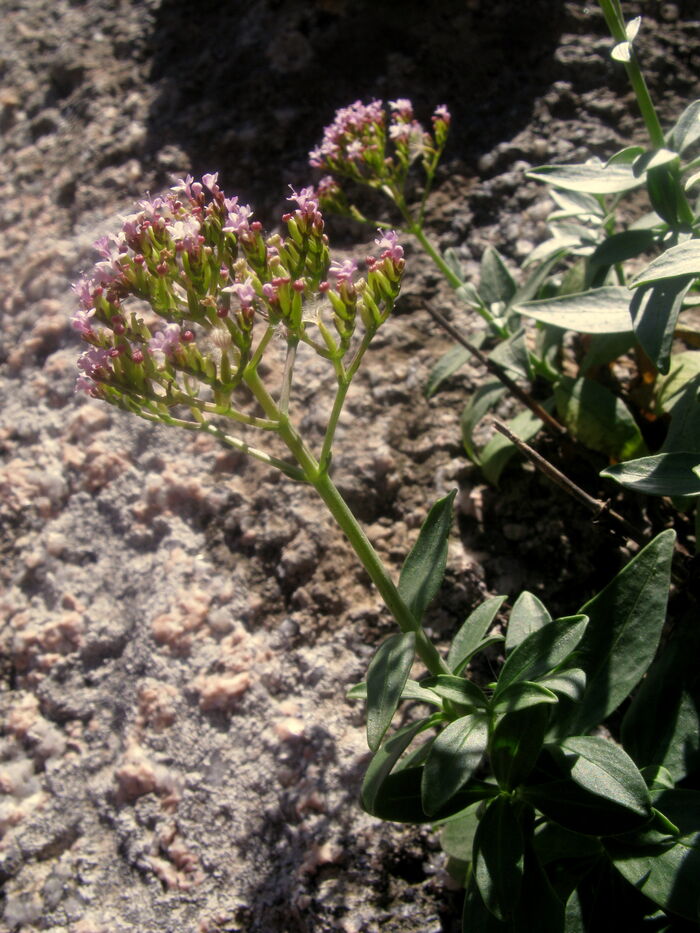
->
[145,0,566,218]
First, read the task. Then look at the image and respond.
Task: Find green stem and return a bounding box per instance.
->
[242,365,449,676]
[597,0,665,147]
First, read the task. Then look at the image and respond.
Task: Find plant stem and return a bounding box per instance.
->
[597,0,665,147]
[242,366,450,676]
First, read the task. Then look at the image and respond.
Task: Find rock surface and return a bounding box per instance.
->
[1,2,699,931]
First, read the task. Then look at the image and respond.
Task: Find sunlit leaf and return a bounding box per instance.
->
[514,287,633,334]
[422,712,489,815]
[399,490,456,623]
[366,632,416,752]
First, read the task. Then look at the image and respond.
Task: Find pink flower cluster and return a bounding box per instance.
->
[308,99,450,177]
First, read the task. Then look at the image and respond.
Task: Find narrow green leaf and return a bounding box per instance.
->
[481,405,546,487]
[488,329,531,379]
[527,161,643,195]
[655,355,700,414]
[361,715,439,814]
[448,595,506,674]
[579,332,635,375]
[442,247,465,282]
[480,247,516,307]
[462,878,509,932]
[588,229,656,285]
[601,452,700,497]
[630,276,693,373]
[461,381,506,464]
[366,632,416,752]
[556,736,651,817]
[606,831,700,922]
[505,591,552,654]
[633,148,679,176]
[421,674,490,709]
[631,239,700,287]
[514,286,633,334]
[667,99,700,154]
[491,704,551,790]
[661,374,700,450]
[398,490,456,623]
[366,767,497,824]
[493,681,558,714]
[621,621,700,782]
[424,344,471,399]
[474,796,524,920]
[440,802,480,862]
[554,375,647,460]
[494,615,588,698]
[536,668,586,702]
[606,145,645,167]
[421,713,489,816]
[347,678,442,707]
[556,530,676,736]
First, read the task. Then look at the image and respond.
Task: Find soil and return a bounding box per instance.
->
[1,2,699,932]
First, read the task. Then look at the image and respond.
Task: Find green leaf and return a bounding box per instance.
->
[491,704,551,790]
[443,247,465,282]
[488,329,531,379]
[494,615,588,698]
[606,145,645,167]
[631,239,700,287]
[556,530,676,736]
[655,355,700,413]
[579,332,635,375]
[537,668,587,702]
[361,715,439,814]
[480,247,516,307]
[421,674,490,709]
[367,767,497,824]
[521,748,653,836]
[422,712,489,816]
[588,229,657,286]
[556,736,651,817]
[347,678,442,707]
[440,802,480,862]
[621,622,700,782]
[661,374,700,450]
[527,160,644,195]
[633,148,679,176]
[514,286,633,334]
[554,375,647,460]
[505,591,552,654]
[667,99,700,154]
[366,632,416,752]
[424,344,471,398]
[448,595,507,674]
[398,490,456,623]
[493,681,558,714]
[630,277,693,373]
[462,878,509,932]
[481,405,547,487]
[601,452,700,497]
[461,381,506,464]
[473,796,524,920]
[606,828,700,922]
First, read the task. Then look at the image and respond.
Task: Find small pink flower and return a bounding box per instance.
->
[148,323,182,356]
[77,347,111,376]
[374,229,404,263]
[329,259,358,284]
[71,307,96,335]
[388,98,414,120]
[432,105,451,125]
[223,278,256,307]
[202,172,219,192]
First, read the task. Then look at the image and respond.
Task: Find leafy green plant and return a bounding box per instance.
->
[309,1,700,500]
[350,497,698,930]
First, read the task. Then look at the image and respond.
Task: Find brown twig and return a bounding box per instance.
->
[422,304,567,438]
[491,418,648,546]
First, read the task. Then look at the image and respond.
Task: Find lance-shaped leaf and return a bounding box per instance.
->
[527,161,643,194]
[494,615,588,699]
[462,878,510,932]
[421,674,490,709]
[481,405,545,487]
[601,452,700,497]
[493,681,558,715]
[366,632,416,752]
[347,678,442,707]
[588,229,657,286]
[448,595,507,674]
[629,276,693,374]
[361,714,439,814]
[514,287,633,335]
[536,668,586,702]
[505,591,552,654]
[631,239,700,287]
[556,737,651,818]
[424,344,471,399]
[398,490,456,623]
[421,712,489,816]
[480,247,517,306]
[667,99,700,154]
[461,381,506,464]
[621,621,700,783]
[473,796,525,921]
[491,704,551,791]
[555,530,675,736]
[554,376,646,461]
